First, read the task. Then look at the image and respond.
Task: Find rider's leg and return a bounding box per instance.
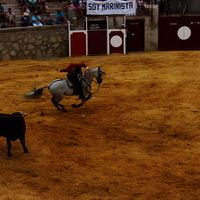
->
[68,75,85,99]
[77,82,85,100]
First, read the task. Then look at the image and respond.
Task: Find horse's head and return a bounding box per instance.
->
[94,66,105,84]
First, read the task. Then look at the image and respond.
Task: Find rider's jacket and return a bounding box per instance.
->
[58,63,87,77]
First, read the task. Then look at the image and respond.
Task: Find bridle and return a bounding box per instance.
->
[92,67,104,84]
[82,66,105,94]
[91,66,105,94]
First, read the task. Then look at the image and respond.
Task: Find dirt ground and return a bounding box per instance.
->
[1,51,200,200]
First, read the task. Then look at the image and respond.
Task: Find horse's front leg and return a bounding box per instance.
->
[71,99,86,108]
[71,92,92,108]
[85,93,92,101]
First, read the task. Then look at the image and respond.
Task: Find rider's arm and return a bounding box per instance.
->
[57,68,68,72]
[57,63,88,72]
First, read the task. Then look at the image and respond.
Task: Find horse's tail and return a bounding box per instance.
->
[24,85,49,99]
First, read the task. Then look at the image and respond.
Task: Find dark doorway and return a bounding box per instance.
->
[126,19,145,52]
[88,30,107,55]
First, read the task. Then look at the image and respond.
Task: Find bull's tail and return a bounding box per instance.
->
[24,85,49,99]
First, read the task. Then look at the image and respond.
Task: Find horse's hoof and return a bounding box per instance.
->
[71,103,77,108]
[71,103,83,108]
[61,108,67,112]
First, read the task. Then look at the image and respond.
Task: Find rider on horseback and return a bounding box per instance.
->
[57,63,88,100]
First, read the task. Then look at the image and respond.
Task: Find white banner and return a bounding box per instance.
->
[87,0,137,16]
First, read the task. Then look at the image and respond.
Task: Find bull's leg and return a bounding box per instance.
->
[19,136,28,154]
[6,138,12,156]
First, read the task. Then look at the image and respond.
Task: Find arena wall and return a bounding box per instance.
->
[0,25,69,61]
[0,13,158,61]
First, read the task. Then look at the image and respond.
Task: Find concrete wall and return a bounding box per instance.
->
[145,8,158,51]
[132,8,158,51]
[0,25,69,61]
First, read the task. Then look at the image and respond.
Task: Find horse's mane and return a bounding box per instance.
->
[88,67,97,73]
[85,67,106,76]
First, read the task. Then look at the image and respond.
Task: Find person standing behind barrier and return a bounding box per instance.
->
[38,0,47,14]
[0,2,6,25]
[6,8,16,27]
[56,8,65,24]
[120,24,129,54]
[19,0,27,14]
[165,0,171,16]
[28,0,38,13]
[73,0,82,18]
[137,0,144,15]
[158,0,165,17]
[31,10,43,26]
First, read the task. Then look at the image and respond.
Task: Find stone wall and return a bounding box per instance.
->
[0,25,69,61]
[0,14,159,61]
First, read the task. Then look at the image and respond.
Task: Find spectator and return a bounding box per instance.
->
[6,8,16,27]
[19,0,26,14]
[43,11,53,25]
[120,24,129,54]
[158,0,165,17]
[28,0,38,13]
[38,0,47,14]
[137,0,144,15]
[0,2,6,24]
[165,0,171,16]
[73,0,82,18]
[55,8,65,24]
[31,10,43,26]
[21,12,31,27]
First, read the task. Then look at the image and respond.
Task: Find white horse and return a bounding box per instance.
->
[24,67,105,110]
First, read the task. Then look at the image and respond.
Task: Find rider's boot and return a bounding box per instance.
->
[78,92,86,100]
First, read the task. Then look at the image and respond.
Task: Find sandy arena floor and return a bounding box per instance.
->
[1,51,200,200]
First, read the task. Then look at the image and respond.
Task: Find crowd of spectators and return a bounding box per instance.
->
[0,0,163,28]
[0,0,66,28]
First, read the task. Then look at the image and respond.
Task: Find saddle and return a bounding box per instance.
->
[66,78,79,95]
[66,77,83,96]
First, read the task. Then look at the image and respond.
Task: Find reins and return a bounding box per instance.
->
[82,67,102,94]
[91,81,101,94]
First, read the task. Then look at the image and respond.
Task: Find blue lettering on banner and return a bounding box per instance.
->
[87,0,136,15]
[88,3,100,10]
[102,2,133,10]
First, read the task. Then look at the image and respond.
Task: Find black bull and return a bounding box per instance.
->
[0,112,28,156]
